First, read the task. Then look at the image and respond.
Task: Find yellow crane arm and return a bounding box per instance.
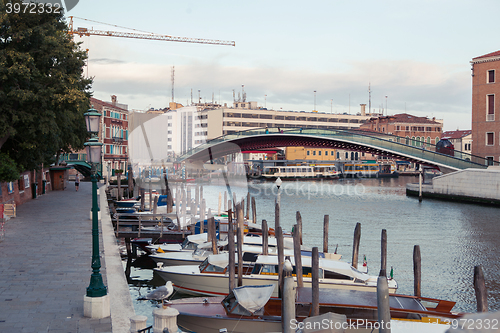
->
[70,27,235,46]
[68,17,235,47]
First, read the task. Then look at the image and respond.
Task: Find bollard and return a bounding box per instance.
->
[129,315,147,333]
[153,307,179,333]
[282,259,295,333]
[377,273,391,333]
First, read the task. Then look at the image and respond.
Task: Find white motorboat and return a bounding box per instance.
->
[154,253,396,297]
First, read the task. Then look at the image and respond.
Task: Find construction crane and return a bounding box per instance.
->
[68,16,235,47]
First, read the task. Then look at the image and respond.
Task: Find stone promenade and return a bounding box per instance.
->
[0,181,135,333]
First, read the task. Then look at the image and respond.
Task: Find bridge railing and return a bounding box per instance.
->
[178,127,492,170]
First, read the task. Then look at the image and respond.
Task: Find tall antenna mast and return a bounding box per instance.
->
[190,88,193,105]
[368,83,371,115]
[171,66,175,103]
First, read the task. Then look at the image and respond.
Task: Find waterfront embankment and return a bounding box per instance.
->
[406,166,500,205]
[0,182,134,333]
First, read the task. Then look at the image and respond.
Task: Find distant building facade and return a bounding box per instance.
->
[197,101,372,141]
[360,113,443,147]
[471,50,500,164]
[442,130,472,153]
[90,96,129,176]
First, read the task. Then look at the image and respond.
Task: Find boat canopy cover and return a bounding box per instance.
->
[255,255,369,281]
[233,284,275,314]
[222,284,275,316]
[186,233,208,244]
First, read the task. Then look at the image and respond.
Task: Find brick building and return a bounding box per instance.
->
[442,130,472,153]
[471,50,500,164]
[90,96,129,177]
[360,113,443,147]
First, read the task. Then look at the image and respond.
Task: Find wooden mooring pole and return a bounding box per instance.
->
[323,215,329,253]
[227,209,235,292]
[380,229,387,276]
[293,224,303,288]
[277,226,284,298]
[352,222,361,269]
[413,245,421,297]
[312,247,320,317]
[236,204,244,287]
[474,265,488,312]
[251,196,256,225]
[296,211,303,245]
[262,220,269,255]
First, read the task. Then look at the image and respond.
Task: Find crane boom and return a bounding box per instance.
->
[68,17,235,47]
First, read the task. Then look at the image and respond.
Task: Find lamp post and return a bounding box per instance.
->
[83,107,107,298]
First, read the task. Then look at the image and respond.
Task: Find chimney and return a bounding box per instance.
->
[111,95,117,104]
[360,104,366,116]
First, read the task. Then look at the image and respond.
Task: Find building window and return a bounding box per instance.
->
[318,151,322,156]
[488,70,495,83]
[345,152,349,159]
[435,137,440,144]
[486,156,494,166]
[307,151,310,156]
[337,152,340,159]
[486,132,494,146]
[313,151,316,156]
[487,94,495,121]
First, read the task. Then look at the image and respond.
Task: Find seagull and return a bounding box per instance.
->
[139,281,174,304]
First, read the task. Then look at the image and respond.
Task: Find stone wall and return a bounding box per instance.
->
[431,166,500,200]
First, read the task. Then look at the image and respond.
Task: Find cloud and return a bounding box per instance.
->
[88,58,472,129]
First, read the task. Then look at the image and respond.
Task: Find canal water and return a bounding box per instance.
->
[125,176,500,327]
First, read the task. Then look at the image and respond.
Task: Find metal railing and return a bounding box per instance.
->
[178,127,494,170]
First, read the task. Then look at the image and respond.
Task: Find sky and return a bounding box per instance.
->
[67,0,500,131]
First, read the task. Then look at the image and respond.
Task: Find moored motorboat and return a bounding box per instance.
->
[166,284,459,333]
[154,253,394,297]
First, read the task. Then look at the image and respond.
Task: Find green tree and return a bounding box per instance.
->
[0,0,92,182]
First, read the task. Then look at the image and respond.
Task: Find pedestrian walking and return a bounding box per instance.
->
[75,173,80,191]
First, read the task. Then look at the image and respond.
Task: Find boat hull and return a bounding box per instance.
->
[177,313,281,333]
[154,267,397,297]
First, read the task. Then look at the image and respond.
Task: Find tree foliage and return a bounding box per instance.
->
[0,0,92,182]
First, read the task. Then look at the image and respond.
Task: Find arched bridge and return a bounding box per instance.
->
[178,128,489,172]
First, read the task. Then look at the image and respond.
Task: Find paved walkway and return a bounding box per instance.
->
[0,181,135,333]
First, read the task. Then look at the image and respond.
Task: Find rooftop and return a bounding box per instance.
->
[472,50,500,60]
[443,130,472,139]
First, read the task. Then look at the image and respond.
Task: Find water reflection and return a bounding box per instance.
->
[126,176,500,325]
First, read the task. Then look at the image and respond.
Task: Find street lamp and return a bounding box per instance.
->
[83,107,107,298]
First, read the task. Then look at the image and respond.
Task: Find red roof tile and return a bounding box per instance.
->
[90,97,128,112]
[442,130,471,139]
[473,50,500,60]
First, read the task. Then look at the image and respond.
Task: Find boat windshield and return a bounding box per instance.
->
[199,258,225,273]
